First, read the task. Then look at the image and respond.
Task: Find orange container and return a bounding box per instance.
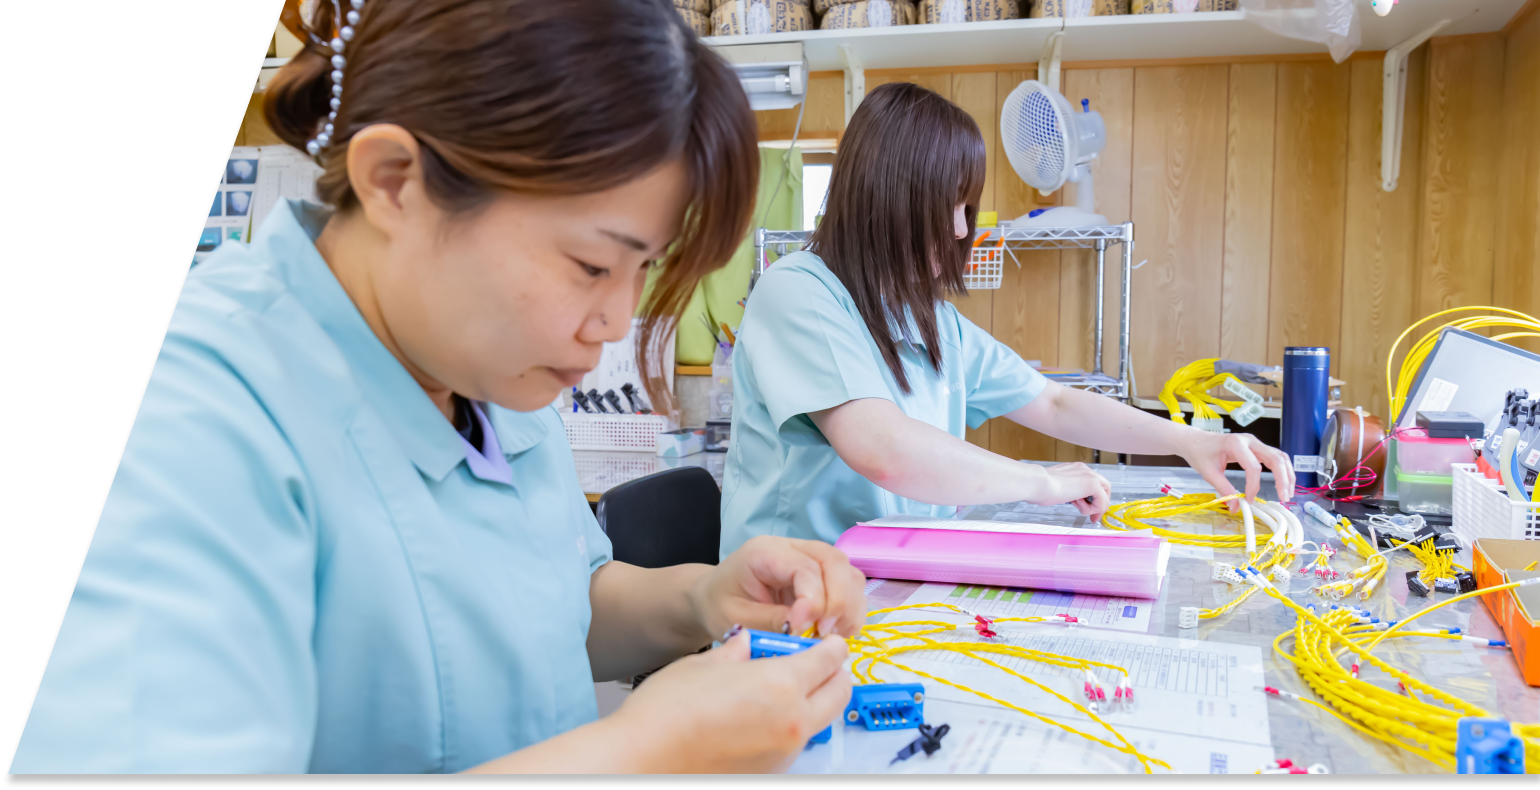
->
[1471,538,1540,686]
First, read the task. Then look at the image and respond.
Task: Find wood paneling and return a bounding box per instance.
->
[1057,68,1134,461]
[1339,52,1425,414]
[1266,62,1351,368]
[950,71,999,448]
[1129,65,1229,392]
[989,69,1062,464]
[1496,3,1540,353]
[757,72,846,141]
[1220,63,1276,368]
[1414,35,1505,318]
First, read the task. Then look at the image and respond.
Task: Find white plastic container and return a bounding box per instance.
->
[1394,465,1453,516]
[1394,428,1477,476]
[561,413,675,452]
[1451,462,1540,542]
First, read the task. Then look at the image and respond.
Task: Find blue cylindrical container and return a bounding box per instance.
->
[1281,347,1331,490]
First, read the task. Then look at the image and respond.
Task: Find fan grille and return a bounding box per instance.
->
[1001,81,1071,192]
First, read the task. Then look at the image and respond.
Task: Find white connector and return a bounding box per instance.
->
[1271,566,1291,584]
[1179,607,1200,629]
[1213,564,1245,586]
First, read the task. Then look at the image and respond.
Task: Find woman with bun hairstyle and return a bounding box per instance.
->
[720,81,1295,557]
[14,0,862,774]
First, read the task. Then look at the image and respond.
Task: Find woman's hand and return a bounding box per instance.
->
[691,536,867,639]
[610,629,852,773]
[1177,430,1295,511]
[1026,462,1112,520]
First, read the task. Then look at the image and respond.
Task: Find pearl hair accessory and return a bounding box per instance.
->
[306,0,364,158]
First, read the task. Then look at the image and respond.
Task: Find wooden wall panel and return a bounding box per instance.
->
[1128,65,1229,394]
[989,69,1063,463]
[1414,35,1505,318]
[756,72,846,141]
[1220,63,1276,368]
[1266,62,1351,367]
[1496,16,1540,354]
[1056,68,1134,461]
[1338,51,1425,415]
[950,71,999,448]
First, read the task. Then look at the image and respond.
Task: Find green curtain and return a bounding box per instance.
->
[671,146,804,366]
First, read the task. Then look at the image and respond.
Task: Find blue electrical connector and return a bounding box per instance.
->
[845,683,925,730]
[745,630,832,746]
[1455,718,1525,774]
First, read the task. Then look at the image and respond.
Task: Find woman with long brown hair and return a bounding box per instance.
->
[14,0,863,774]
[720,82,1295,556]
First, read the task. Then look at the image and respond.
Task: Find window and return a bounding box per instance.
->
[803,163,832,231]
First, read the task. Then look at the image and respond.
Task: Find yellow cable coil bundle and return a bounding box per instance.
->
[1222,540,1540,772]
[1387,307,1540,424]
[829,602,1173,773]
[1156,358,1260,427]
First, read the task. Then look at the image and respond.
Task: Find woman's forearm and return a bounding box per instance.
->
[1008,382,1201,457]
[585,561,714,681]
[810,398,1052,506]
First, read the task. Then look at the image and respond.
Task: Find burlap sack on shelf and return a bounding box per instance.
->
[710,0,815,35]
[813,0,858,16]
[820,0,917,28]
[920,0,1021,23]
[675,6,712,34]
[672,0,712,14]
[1029,0,1128,15]
[717,0,810,10]
[1130,0,1234,12]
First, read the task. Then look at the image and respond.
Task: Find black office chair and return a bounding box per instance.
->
[595,466,721,568]
[596,466,721,689]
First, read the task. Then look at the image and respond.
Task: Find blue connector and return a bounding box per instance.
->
[1456,718,1525,773]
[844,683,925,730]
[747,630,820,658]
[1448,627,1462,635]
[1490,639,1508,648]
[745,630,833,746]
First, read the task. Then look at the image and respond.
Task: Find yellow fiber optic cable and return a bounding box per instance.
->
[1387,308,1540,423]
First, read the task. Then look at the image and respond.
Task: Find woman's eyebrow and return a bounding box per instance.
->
[599,228,650,253]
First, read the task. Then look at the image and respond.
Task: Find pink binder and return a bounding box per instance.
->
[835,524,1166,599]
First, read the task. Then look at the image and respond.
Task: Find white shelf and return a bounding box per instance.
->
[704,0,1521,71]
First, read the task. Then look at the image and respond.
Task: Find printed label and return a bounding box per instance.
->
[1293,455,1323,474]
[1527,448,1540,467]
[1420,377,1459,414]
[1222,377,1264,405]
[1230,401,1265,427]
[1193,417,1225,434]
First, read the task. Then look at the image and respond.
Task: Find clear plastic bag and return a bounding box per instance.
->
[1238,0,1360,63]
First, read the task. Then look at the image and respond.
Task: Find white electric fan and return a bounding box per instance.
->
[999,77,1108,228]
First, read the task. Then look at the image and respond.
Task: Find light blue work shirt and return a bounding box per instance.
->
[12,199,613,774]
[719,251,1047,557]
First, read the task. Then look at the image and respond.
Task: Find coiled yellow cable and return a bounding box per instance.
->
[1157,359,1254,426]
[1387,308,1540,424]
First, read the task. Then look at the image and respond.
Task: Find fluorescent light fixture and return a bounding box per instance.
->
[715,42,808,111]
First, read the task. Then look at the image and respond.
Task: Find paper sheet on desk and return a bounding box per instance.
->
[890,581,1153,633]
[790,625,1273,774]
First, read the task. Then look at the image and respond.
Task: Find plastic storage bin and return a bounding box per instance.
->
[1395,465,1453,516]
[1394,428,1477,476]
[1452,463,1540,542]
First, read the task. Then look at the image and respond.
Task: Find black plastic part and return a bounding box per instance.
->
[602,389,628,414]
[1407,571,1431,597]
[587,389,609,414]
[890,723,951,765]
[1433,535,1460,553]
[594,467,720,568]
[1457,571,1477,594]
[1416,410,1487,439]
[572,390,596,413]
[1412,525,1438,547]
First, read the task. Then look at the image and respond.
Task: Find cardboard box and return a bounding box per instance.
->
[1472,538,1540,686]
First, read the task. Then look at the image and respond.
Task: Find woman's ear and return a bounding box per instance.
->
[345,124,427,239]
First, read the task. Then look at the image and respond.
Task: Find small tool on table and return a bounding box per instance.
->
[890,723,950,765]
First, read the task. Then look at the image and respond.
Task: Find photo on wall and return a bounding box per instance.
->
[224,190,252,217]
[225,158,259,185]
